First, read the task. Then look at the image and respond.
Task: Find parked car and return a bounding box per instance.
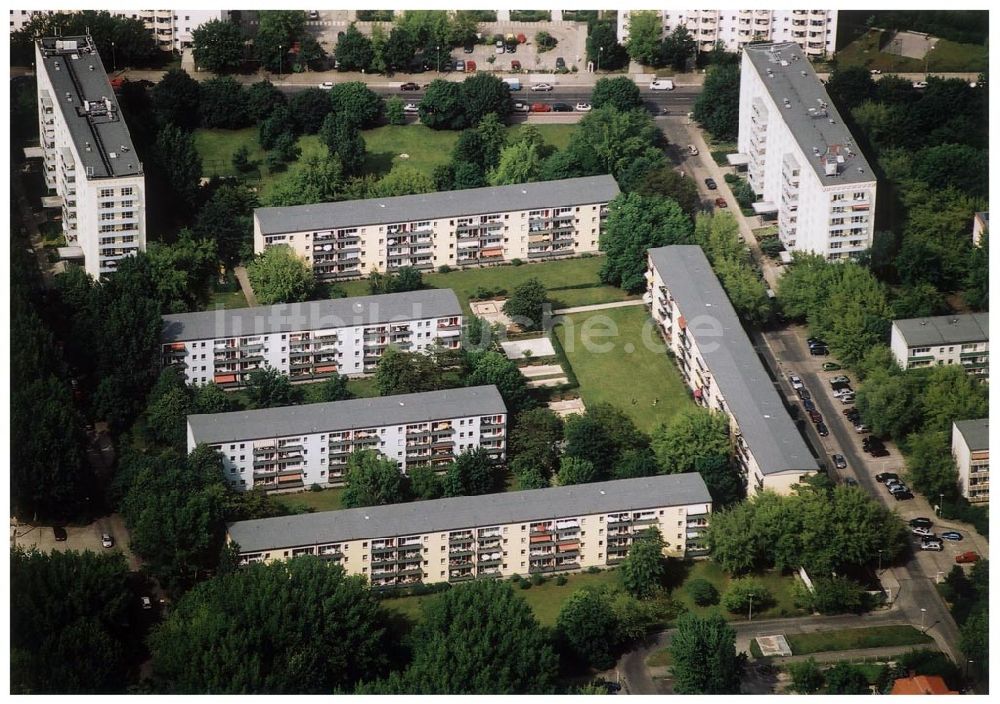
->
[844,477,858,487]
[513,101,530,112]
[808,410,823,424]
[911,526,934,537]
[552,103,573,112]
[840,393,856,404]
[789,374,803,389]
[817,422,829,437]
[941,531,964,541]
[53,526,68,542]
[495,40,505,54]
[921,541,943,551]
[555,57,566,69]
[802,399,816,412]
[466,61,477,72]
[875,472,899,484]
[829,375,850,385]
[687,144,699,156]
[506,42,518,54]
[893,490,914,500]
[870,447,890,458]
[832,454,847,469]
[885,478,904,489]
[909,517,933,528]
[511,60,522,71]
[714,197,728,208]
[832,388,854,398]
[889,483,909,495]
[809,345,829,356]
[455,59,466,72]
[649,79,675,90]
[400,82,421,91]
[403,103,420,113]
[955,551,980,564]
[531,83,554,92]
[796,387,811,400]
[912,80,928,89]
[530,102,552,112]
[821,362,842,371]
[319,81,334,90]
[807,336,826,346]
[704,177,718,190]
[870,68,882,75]
[141,596,153,610]
[463,43,474,53]
[575,102,592,111]
[101,533,115,548]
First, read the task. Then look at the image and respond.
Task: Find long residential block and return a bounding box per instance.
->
[647,245,818,495]
[188,385,507,492]
[253,176,620,280]
[35,35,146,278]
[952,419,989,505]
[737,42,877,260]
[226,473,713,587]
[161,289,463,387]
[889,313,989,379]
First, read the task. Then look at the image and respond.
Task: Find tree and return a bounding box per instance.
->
[192,18,245,73]
[11,548,135,694]
[565,107,664,180]
[462,73,514,126]
[419,79,467,130]
[12,11,157,69]
[890,283,948,319]
[563,403,647,471]
[612,448,661,480]
[336,23,374,71]
[824,662,871,694]
[600,192,695,292]
[368,266,424,294]
[620,529,667,599]
[788,658,825,694]
[198,77,248,129]
[558,456,599,486]
[341,450,408,508]
[399,581,558,693]
[369,167,435,197]
[904,430,960,502]
[258,105,294,150]
[442,447,499,497]
[658,26,696,71]
[383,26,419,72]
[670,612,743,694]
[808,576,869,615]
[266,155,346,207]
[452,160,487,189]
[652,407,731,473]
[289,88,334,134]
[685,578,719,606]
[409,465,443,500]
[329,81,385,129]
[246,245,315,305]
[587,21,628,70]
[488,139,543,185]
[502,277,548,331]
[721,578,772,613]
[713,258,773,327]
[466,351,533,416]
[244,366,298,409]
[555,588,621,670]
[964,231,989,311]
[320,112,367,175]
[374,348,449,395]
[825,67,876,113]
[150,558,388,693]
[695,454,743,508]
[624,10,663,66]
[919,365,989,435]
[855,369,923,439]
[145,383,193,449]
[155,124,202,210]
[232,145,254,173]
[151,68,201,130]
[635,167,702,220]
[960,610,988,682]
[591,76,643,112]
[385,96,406,125]
[313,374,353,402]
[271,131,300,164]
[476,112,508,168]
[693,64,740,141]
[193,383,238,414]
[245,80,287,122]
[194,183,257,267]
[509,408,564,478]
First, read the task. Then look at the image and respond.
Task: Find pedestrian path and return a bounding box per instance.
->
[552,299,645,315]
[234,266,258,307]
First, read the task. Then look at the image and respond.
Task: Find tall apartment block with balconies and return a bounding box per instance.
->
[952,420,989,505]
[253,176,619,281]
[618,10,837,56]
[226,473,713,587]
[647,246,818,495]
[187,385,507,492]
[736,42,876,260]
[35,36,146,278]
[161,289,463,387]
[889,313,989,379]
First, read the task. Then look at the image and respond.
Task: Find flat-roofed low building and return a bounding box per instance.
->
[226,473,713,587]
[952,419,988,505]
[647,245,818,495]
[253,176,620,280]
[161,289,462,387]
[889,313,989,379]
[188,385,506,492]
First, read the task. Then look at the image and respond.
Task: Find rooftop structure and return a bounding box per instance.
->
[954,418,989,452]
[893,313,990,348]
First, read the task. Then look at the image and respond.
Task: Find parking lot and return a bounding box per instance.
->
[12,513,141,571]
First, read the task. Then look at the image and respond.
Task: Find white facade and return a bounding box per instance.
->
[12,10,228,51]
[35,37,146,278]
[253,176,618,281]
[889,313,989,379]
[227,474,713,587]
[618,10,838,56]
[738,43,876,259]
[952,420,988,505]
[187,386,507,492]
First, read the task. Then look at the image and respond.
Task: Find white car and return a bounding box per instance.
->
[531,83,553,92]
[101,533,114,548]
[912,80,928,89]
[402,103,420,113]
[575,102,592,112]
[319,81,334,90]
[832,387,853,398]
[687,144,699,156]
[920,541,943,551]
[912,526,933,537]
[869,68,882,75]
[513,101,530,112]
[829,375,850,385]
[649,79,675,91]
[789,374,804,390]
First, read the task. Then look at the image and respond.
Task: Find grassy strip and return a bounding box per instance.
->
[646,647,672,668]
[548,325,579,389]
[787,626,933,656]
[272,486,346,513]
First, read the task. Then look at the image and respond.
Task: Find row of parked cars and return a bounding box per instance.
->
[904,515,973,556]
[789,373,829,437]
[875,471,913,501]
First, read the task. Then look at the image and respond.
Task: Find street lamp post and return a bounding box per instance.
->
[920,607,927,632]
[436,45,441,73]
[111,41,116,72]
[597,45,603,73]
[938,494,944,516]
[278,45,283,78]
[877,549,883,574]
[748,593,754,622]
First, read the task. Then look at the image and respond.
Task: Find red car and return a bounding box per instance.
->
[714,197,727,208]
[511,59,522,71]
[808,410,823,424]
[530,102,552,113]
[466,60,477,72]
[955,551,981,564]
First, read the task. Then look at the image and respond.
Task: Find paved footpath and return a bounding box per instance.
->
[234,265,259,307]
[552,299,645,315]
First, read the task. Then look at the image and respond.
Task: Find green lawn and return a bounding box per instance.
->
[787,626,933,656]
[554,306,693,434]
[835,29,987,72]
[206,288,249,310]
[272,486,347,513]
[646,647,672,668]
[668,560,807,621]
[382,569,621,627]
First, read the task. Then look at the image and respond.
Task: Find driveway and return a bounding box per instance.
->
[12,513,142,571]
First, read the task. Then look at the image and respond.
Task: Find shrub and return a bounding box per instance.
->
[437,265,453,274]
[723,172,739,184]
[684,578,720,606]
[586,566,601,574]
[535,31,557,52]
[556,575,568,586]
[510,573,522,583]
[310,483,323,492]
[511,258,524,266]
[721,578,773,613]
[530,573,545,586]
[519,580,532,590]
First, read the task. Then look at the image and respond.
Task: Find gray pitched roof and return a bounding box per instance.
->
[37,36,141,180]
[227,473,712,552]
[254,175,620,235]
[893,313,989,348]
[188,385,507,445]
[162,289,462,343]
[954,419,989,452]
[648,245,818,476]
[743,42,874,186]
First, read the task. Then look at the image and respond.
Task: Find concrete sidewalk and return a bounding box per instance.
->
[552,299,645,315]
[234,265,258,307]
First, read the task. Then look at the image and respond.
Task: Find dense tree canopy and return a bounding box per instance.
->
[441,447,499,497]
[624,11,663,66]
[341,450,408,508]
[620,528,668,599]
[151,69,201,130]
[192,19,245,73]
[693,64,740,141]
[670,612,743,694]
[245,245,316,305]
[198,77,250,129]
[591,76,644,112]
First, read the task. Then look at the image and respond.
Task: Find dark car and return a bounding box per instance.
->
[807,336,825,345]
[802,399,816,412]
[832,454,847,469]
[552,102,573,112]
[875,472,899,484]
[400,82,421,91]
[893,490,914,500]
[831,380,851,391]
[808,410,822,424]
[705,177,718,190]
[941,531,964,541]
[463,43,474,53]
[844,477,858,486]
[555,56,566,69]
[796,386,811,400]
[809,345,829,356]
[909,517,933,528]
[53,526,68,541]
[870,447,890,458]
[862,438,883,449]
[817,422,829,437]
[714,197,728,208]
